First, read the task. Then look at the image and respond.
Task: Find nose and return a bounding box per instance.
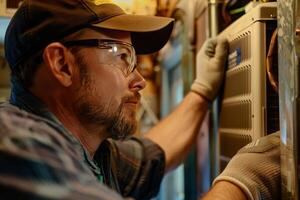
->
[129,69,146,91]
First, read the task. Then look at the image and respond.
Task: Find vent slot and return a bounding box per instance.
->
[220,100,252,130]
[220,132,252,158]
[220,132,252,170]
[224,65,251,98]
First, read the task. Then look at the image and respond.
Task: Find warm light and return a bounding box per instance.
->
[93,0,113,5]
[112,0,157,15]
[113,0,134,6]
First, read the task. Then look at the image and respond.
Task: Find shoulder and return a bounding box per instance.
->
[98,137,165,199]
[0,102,52,131]
[0,104,82,161]
[105,136,165,160]
[0,105,127,200]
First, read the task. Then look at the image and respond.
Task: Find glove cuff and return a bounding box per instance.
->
[213,176,255,200]
[190,81,214,102]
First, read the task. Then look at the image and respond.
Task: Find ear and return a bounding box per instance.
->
[43,42,75,87]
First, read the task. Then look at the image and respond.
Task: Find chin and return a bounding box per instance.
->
[110,119,137,140]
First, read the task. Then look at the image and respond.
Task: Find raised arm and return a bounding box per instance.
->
[145,38,228,171]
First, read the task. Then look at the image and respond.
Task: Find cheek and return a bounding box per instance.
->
[83,50,129,105]
[89,69,128,105]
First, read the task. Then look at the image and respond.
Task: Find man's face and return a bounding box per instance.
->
[71,28,146,140]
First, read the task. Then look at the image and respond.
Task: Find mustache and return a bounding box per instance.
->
[122,92,141,103]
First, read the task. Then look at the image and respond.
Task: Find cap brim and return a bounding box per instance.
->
[91,14,174,54]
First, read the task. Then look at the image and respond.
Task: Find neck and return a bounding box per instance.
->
[55,103,107,157]
[35,92,108,157]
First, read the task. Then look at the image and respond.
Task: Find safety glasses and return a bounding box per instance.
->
[63,39,137,77]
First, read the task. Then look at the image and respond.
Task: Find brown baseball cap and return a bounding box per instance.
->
[5,0,174,70]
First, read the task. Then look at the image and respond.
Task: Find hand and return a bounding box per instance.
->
[191,37,228,101]
[213,132,281,200]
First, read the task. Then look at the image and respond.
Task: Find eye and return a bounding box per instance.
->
[119,53,130,63]
[114,47,130,63]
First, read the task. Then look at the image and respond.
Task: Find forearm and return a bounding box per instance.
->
[145,38,228,172]
[201,181,247,200]
[145,91,208,172]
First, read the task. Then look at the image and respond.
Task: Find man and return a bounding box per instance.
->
[0,0,279,199]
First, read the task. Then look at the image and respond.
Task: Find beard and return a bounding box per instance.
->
[73,55,138,140]
[75,93,138,140]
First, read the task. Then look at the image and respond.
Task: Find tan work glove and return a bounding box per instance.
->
[213,132,281,200]
[191,38,228,101]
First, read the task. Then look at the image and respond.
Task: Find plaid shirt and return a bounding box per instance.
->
[0,81,165,199]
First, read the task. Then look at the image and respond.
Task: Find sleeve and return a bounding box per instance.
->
[0,110,128,200]
[104,137,165,200]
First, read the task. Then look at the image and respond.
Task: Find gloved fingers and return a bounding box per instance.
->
[215,37,229,59]
[238,131,280,154]
[205,38,217,57]
[205,47,215,57]
[202,38,217,57]
[213,132,281,200]
[192,37,228,101]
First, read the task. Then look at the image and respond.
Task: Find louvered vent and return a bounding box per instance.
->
[220,31,253,132]
[223,65,251,98]
[217,2,278,172]
[220,100,252,130]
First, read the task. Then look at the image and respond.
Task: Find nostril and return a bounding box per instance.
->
[137,81,146,90]
[129,70,146,90]
[140,78,146,89]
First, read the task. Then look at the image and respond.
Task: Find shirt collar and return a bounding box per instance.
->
[10,78,61,125]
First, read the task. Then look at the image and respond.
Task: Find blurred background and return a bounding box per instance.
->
[1,0,299,199]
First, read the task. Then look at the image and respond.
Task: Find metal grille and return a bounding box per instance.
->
[220,132,252,158]
[220,31,253,131]
[223,65,251,98]
[217,2,278,172]
[219,132,252,170]
[228,31,251,69]
[220,100,252,129]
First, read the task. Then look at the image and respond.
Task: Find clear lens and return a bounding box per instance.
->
[99,42,136,76]
[63,39,137,77]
